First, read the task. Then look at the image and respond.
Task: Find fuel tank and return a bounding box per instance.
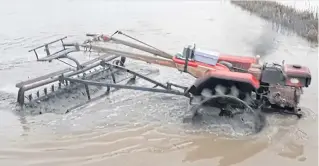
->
[283,64,311,87]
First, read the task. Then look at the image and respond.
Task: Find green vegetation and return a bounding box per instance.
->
[231,0,318,43]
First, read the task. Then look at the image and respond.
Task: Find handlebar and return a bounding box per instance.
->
[86,33,98,37]
[63,43,77,47]
[28,36,67,52]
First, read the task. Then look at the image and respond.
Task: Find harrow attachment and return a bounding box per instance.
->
[16,34,189,113]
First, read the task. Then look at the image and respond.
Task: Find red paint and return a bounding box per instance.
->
[172,56,229,71]
[172,55,259,89]
[284,64,311,77]
[204,70,260,89]
[218,54,256,64]
[172,53,257,70]
[102,35,110,41]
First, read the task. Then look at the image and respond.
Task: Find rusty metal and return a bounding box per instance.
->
[16,33,192,113]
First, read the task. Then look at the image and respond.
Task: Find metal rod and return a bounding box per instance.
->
[64,77,186,96]
[102,62,168,89]
[61,39,66,50]
[65,75,136,113]
[86,32,173,59]
[85,85,91,100]
[108,66,116,83]
[28,36,67,52]
[33,50,39,60]
[37,48,77,62]
[167,82,188,91]
[83,44,177,68]
[57,59,77,68]
[116,31,166,55]
[107,35,173,59]
[64,56,82,69]
[44,45,50,56]
[184,46,190,72]
[19,55,118,90]
[16,68,73,88]
[82,44,211,78]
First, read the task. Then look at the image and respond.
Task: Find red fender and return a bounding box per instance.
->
[204,70,260,89]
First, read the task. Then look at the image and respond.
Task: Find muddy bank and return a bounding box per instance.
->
[230,0,318,43]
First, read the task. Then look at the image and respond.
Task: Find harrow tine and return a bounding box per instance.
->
[44,88,48,95]
[28,94,32,101]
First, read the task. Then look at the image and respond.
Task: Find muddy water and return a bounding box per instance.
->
[0,0,318,166]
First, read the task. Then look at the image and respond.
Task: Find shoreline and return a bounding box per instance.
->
[230,0,318,44]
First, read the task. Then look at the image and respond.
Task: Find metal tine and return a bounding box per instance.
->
[37,91,40,98]
[44,88,48,95]
[58,82,62,89]
[51,84,55,92]
[28,94,32,101]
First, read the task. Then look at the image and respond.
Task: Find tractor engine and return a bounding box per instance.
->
[257,63,311,109]
[267,84,302,108]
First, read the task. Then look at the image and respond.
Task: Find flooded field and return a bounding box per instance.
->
[0,0,318,166]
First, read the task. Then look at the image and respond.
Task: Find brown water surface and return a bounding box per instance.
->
[0,1,317,166]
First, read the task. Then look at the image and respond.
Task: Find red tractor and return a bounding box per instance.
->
[82,32,311,122]
[17,31,312,133]
[172,44,311,119]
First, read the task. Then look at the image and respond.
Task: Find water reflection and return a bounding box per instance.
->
[183,125,306,166]
[278,140,305,160]
[183,137,268,166]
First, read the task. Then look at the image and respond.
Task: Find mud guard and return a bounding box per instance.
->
[186,70,260,96]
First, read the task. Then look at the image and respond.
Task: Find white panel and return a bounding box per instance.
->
[193,48,220,66]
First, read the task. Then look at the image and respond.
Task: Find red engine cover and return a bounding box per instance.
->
[284,64,311,87]
[284,64,311,77]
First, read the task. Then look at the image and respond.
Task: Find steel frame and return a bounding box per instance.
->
[16,36,190,112]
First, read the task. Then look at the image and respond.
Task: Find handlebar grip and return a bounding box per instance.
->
[86,33,98,37]
[63,43,76,47]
